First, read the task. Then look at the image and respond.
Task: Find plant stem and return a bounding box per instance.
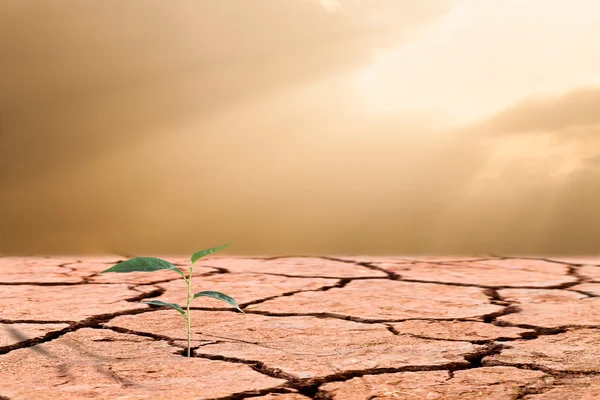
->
[186,267,193,357]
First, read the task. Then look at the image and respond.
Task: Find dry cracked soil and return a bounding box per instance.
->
[2,255,600,399]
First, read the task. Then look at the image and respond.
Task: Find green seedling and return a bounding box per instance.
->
[100,242,244,357]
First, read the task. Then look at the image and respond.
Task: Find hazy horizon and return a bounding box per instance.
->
[1,0,600,255]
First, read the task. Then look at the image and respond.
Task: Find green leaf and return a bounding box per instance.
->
[192,291,245,314]
[100,257,185,278]
[142,300,186,317]
[191,243,232,264]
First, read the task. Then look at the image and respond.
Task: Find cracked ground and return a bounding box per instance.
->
[2,256,600,399]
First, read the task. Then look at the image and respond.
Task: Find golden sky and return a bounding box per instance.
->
[1,0,599,255]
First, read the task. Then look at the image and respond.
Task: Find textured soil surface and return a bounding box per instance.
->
[2,256,600,399]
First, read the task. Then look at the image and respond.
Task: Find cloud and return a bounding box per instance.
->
[473,87,600,136]
[1,1,599,255]
[445,86,600,254]
[583,154,600,168]
[3,75,600,255]
[0,0,450,186]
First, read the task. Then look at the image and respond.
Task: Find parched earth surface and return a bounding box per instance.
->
[2,256,600,399]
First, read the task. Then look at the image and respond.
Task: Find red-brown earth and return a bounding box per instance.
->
[1,255,600,399]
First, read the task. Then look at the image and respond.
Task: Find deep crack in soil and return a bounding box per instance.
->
[2,255,600,399]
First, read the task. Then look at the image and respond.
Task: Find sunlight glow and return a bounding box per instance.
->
[355,0,600,125]
[316,0,342,13]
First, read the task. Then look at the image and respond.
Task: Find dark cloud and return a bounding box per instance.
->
[450,88,600,255]
[0,0,449,186]
[543,157,600,253]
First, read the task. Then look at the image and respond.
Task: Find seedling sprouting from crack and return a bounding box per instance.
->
[100,243,244,357]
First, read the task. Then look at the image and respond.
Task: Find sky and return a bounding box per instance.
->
[0,0,599,255]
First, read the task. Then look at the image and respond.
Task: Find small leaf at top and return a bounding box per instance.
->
[142,300,186,317]
[100,257,185,278]
[191,243,232,264]
[192,291,245,314]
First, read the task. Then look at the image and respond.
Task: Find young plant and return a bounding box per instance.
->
[100,242,244,357]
